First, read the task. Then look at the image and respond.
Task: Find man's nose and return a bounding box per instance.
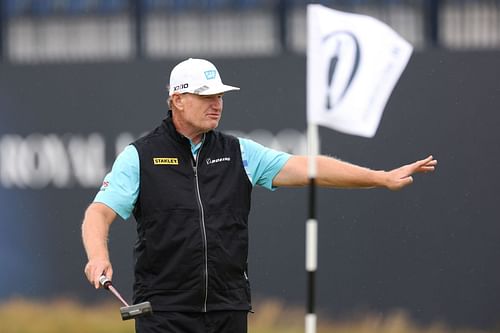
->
[211,96,222,108]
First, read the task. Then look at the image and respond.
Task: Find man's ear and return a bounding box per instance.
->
[169,94,181,110]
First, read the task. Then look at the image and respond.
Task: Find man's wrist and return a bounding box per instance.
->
[87,254,110,262]
[374,170,389,188]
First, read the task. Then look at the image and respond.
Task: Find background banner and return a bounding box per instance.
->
[1,53,500,329]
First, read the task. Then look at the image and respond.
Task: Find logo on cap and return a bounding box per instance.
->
[173,83,189,92]
[204,70,216,80]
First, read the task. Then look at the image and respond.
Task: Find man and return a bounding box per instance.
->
[82,58,437,333]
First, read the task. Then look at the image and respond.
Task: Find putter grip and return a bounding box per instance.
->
[99,275,112,289]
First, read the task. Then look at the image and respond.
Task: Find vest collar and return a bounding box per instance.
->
[162,111,213,147]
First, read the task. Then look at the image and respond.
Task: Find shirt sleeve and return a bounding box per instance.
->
[93,145,139,220]
[239,137,291,190]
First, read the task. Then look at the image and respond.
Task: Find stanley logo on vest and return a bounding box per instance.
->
[153,157,179,165]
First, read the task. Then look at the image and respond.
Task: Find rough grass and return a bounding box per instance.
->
[0,298,492,333]
[249,299,491,333]
[0,299,133,333]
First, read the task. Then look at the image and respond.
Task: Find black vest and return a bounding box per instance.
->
[132,117,253,312]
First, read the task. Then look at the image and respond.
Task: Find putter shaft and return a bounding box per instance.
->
[99,275,129,307]
[108,284,130,307]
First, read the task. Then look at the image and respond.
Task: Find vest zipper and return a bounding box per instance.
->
[192,146,209,313]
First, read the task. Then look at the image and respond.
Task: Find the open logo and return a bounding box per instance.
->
[322,31,360,111]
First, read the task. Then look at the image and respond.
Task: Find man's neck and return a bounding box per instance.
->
[171,114,204,144]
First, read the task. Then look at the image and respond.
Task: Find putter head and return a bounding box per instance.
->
[120,301,153,320]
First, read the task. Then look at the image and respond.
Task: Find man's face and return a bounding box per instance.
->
[174,93,224,133]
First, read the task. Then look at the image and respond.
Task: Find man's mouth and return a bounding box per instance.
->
[206,113,220,119]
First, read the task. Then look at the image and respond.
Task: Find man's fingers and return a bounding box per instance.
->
[100,269,113,288]
[416,155,432,167]
[84,261,112,289]
[94,272,101,289]
[423,158,438,168]
[399,176,413,189]
[84,263,95,285]
[95,267,113,289]
[388,155,436,190]
[413,155,437,173]
[90,266,103,289]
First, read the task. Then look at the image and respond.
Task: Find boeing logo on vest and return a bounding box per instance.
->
[206,157,231,165]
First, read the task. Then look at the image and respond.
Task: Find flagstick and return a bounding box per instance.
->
[306,122,319,333]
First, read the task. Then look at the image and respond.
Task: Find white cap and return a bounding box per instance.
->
[168,58,240,96]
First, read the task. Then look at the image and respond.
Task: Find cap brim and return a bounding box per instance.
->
[193,84,240,95]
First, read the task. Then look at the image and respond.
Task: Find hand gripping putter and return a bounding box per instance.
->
[99,275,153,320]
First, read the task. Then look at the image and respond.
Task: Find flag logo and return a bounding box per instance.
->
[322,31,360,111]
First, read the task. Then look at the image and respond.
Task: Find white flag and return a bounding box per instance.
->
[307,4,413,137]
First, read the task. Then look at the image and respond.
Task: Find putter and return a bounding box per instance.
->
[99,275,153,320]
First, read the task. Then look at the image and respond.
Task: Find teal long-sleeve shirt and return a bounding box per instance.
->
[94,137,291,220]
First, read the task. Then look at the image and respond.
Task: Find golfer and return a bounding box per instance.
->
[82,58,437,333]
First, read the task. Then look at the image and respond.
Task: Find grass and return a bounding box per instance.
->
[0,298,492,333]
[0,299,133,333]
[248,299,490,333]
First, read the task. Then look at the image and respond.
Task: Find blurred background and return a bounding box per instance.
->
[1,0,500,332]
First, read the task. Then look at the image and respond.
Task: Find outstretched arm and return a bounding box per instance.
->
[272,155,437,190]
[82,202,117,289]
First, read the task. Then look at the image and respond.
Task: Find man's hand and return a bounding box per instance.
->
[84,258,113,289]
[384,155,437,191]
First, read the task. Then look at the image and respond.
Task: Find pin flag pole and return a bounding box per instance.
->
[305,122,319,333]
[305,4,413,332]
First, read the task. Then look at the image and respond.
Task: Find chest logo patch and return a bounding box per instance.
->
[206,157,231,165]
[153,157,179,165]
